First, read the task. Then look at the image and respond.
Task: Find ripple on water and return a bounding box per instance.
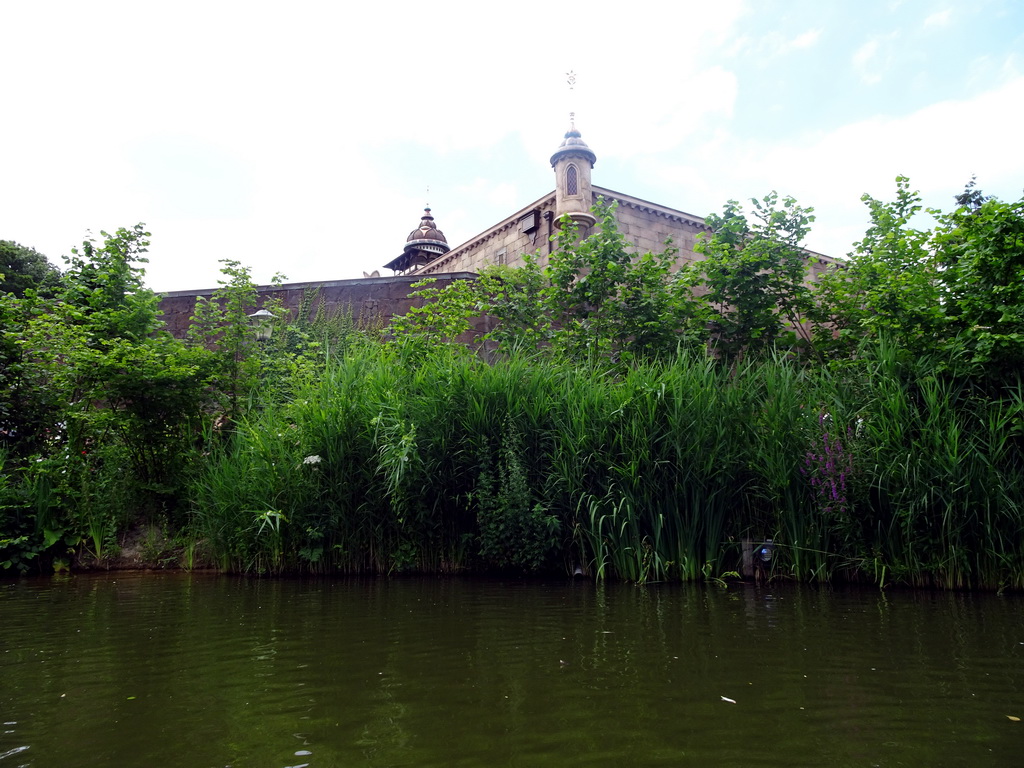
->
[2,576,1024,767]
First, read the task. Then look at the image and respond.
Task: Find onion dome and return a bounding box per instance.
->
[550,115,597,167]
[383,206,451,274]
[405,207,449,252]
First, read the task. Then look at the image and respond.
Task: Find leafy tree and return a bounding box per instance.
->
[187,259,288,421]
[57,228,214,526]
[8,226,217,554]
[474,255,553,353]
[545,202,703,363]
[810,177,1024,383]
[933,191,1024,381]
[953,175,991,213]
[58,224,162,342]
[0,289,60,461]
[386,275,483,357]
[0,240,59,298]
[390,200,705,365]
[694,192,816,363]
[811,177,943,362]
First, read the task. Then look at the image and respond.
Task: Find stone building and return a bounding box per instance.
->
[157,118,838,337]
[389,117,711,278]
[382,116,837,281]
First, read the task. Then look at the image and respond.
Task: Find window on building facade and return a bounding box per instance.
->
[566,164,578,196]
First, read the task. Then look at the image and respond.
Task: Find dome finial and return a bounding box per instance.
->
[566,71,578,130]
[558,71,586,145]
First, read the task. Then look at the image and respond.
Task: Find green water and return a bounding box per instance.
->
[1,575,1023,767]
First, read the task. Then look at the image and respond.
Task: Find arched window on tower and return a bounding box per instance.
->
[566,164,579,196]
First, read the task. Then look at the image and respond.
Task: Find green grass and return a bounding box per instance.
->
[184,341,1024,588]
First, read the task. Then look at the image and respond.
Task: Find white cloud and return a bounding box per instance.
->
[852,30,905,85]
[1002,51,1022,78]
[852,39,882,84]
[678,76,1024,258]
[4,0,1018,295]
[924,9,952,27]
[729,28,821,60]
[594,67,739,161]
[790,29,823,50]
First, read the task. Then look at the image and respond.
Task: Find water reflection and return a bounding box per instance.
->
[1,575,1023,766]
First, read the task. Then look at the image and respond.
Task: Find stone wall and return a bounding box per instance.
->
[419,186,713,277]
[411,185,840,279]
[418,189,711,276]
[601,189,709,264]
[159,186,840,340]
[418,194,561,275]
[157,272,481,339]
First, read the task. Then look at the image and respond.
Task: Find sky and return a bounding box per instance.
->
[2,0,1022,293]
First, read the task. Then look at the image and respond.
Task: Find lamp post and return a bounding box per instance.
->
[247,309,275,342]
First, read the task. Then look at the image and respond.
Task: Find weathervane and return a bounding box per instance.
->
[566,70,577,128]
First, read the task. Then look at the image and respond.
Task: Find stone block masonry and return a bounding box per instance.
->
[157,272,481,340]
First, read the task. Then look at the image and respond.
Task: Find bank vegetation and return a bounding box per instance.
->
[2,179,1023,589]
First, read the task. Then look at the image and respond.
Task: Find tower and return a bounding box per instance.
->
[384,206,451,274]
[550,114,597,229]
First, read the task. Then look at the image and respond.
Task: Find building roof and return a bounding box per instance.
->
[415,186,715,275]
[383,206,452,273]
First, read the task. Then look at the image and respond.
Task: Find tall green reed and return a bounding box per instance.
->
[186,338,1024,588]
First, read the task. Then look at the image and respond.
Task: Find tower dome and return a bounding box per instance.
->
[384,206,451,274]
[405,207,448,250]
[550,116,597,168]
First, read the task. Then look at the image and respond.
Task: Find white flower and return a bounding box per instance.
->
[303,455,322,465]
